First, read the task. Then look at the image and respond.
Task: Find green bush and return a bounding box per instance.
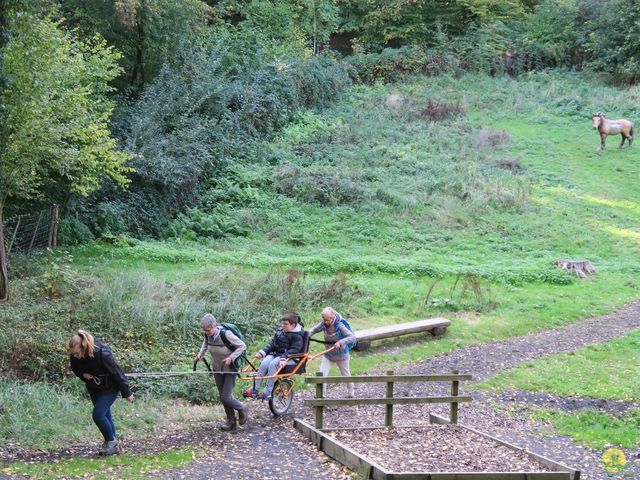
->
[58,218,94,246]
[586,0,640,84]
[273,165,372,206]
[521,0,582,68]
[346,46,465,84]
[166,207,252,239]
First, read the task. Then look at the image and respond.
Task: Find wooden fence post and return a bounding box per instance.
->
[48,204,59,248]
[315,371,324,430]
[450,369,459,424]
[385,370,394,428]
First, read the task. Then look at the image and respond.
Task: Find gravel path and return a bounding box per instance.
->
[410,299,640,381]
[3,301,640,479]
[153,412,354,480]
[301,299,640,480]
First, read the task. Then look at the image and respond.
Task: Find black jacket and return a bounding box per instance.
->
[70,338,132,398]
[260,326,304,359]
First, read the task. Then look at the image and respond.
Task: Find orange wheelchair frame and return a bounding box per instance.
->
[239,333,335,416]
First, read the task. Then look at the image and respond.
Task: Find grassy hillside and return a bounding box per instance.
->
[3,71,640,452]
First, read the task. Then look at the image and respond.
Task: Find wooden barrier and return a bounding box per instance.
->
[354,318,451,350]
[293,416,580,480]
[305,370,471,429]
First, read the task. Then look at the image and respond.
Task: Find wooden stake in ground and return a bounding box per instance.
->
[0,201,8,302]
[555,259,596,278]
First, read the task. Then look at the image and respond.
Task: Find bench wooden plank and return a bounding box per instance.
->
[355,318,451,350]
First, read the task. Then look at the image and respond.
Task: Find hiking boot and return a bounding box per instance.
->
[242,388,258,398]
[101,439,120,456]
[256,392,272,401]
[98,440,109,454]
[238,407,249,426]
[220,418,237,431]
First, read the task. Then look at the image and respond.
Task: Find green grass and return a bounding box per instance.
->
[476,330,640,401]
[475,329,640,449]
[533,408,640,449]
[5,71,640,451]
[0,379,218,450]
[1,449,197,479]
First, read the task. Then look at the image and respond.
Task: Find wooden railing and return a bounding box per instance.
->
[304,370,472,429]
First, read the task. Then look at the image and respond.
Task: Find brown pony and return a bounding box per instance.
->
[592,112,634,150]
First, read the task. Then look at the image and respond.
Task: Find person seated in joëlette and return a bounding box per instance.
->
[243,313,304,400]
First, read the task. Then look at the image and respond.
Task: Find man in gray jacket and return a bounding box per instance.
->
[195,313,249,431]
[308,307,356,397]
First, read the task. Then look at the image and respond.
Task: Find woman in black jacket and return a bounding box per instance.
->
[69,330,133,455]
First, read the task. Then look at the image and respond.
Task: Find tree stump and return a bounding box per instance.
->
[555,259,596,278]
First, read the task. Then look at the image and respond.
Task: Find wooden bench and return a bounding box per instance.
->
[354,317,450,350]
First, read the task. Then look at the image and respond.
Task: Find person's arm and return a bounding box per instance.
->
[307,322,323,337]
[336,323,356,349]
[70,356,87,380]
[99,347,133,399]
[196,338,207,359]
[259,333,276,358]
[223,331,246,363]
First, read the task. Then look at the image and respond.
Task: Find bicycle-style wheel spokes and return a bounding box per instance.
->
[269,378,294,416]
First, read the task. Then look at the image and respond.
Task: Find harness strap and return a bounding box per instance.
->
[309,337,334,345]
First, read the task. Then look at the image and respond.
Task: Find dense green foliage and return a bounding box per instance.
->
[3,0,640,240]
[0,11,129,206]
[4,0,640,460]
[96,40,350,236]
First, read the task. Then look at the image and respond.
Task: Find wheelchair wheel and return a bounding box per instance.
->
[269,378,294,416]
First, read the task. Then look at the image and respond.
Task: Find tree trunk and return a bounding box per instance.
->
[0,201,9,302]
[130,15,146,94]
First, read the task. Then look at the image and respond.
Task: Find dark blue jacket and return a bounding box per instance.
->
[259,325,304,359]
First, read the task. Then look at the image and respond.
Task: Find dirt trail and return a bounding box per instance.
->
[3,301,640,479]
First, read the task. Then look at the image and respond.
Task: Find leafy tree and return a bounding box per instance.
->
[212,0,339,57]
[0,11,130,300]
[294,0,340,54]
[103,31,349,236]
[60,0,213,93]
[522,0,581,67]
[227,0,307,58]
[586,0,640,83]
[359,0,526,49]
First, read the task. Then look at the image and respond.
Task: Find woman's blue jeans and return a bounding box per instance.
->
[90,390,119,441]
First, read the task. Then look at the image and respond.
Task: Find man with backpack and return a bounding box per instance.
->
[308,307,356,398]
[195,313,249,431]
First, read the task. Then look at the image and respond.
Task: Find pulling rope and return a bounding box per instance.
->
[124,346,335,379]
[125,358,245,378]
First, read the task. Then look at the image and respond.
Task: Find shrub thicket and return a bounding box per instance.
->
[75,35,351,238]
[0,267,358,388]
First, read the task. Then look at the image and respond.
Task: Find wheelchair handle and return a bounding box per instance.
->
[193,357,212,372]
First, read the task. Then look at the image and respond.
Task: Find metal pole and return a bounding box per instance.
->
[28,210,44,253]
